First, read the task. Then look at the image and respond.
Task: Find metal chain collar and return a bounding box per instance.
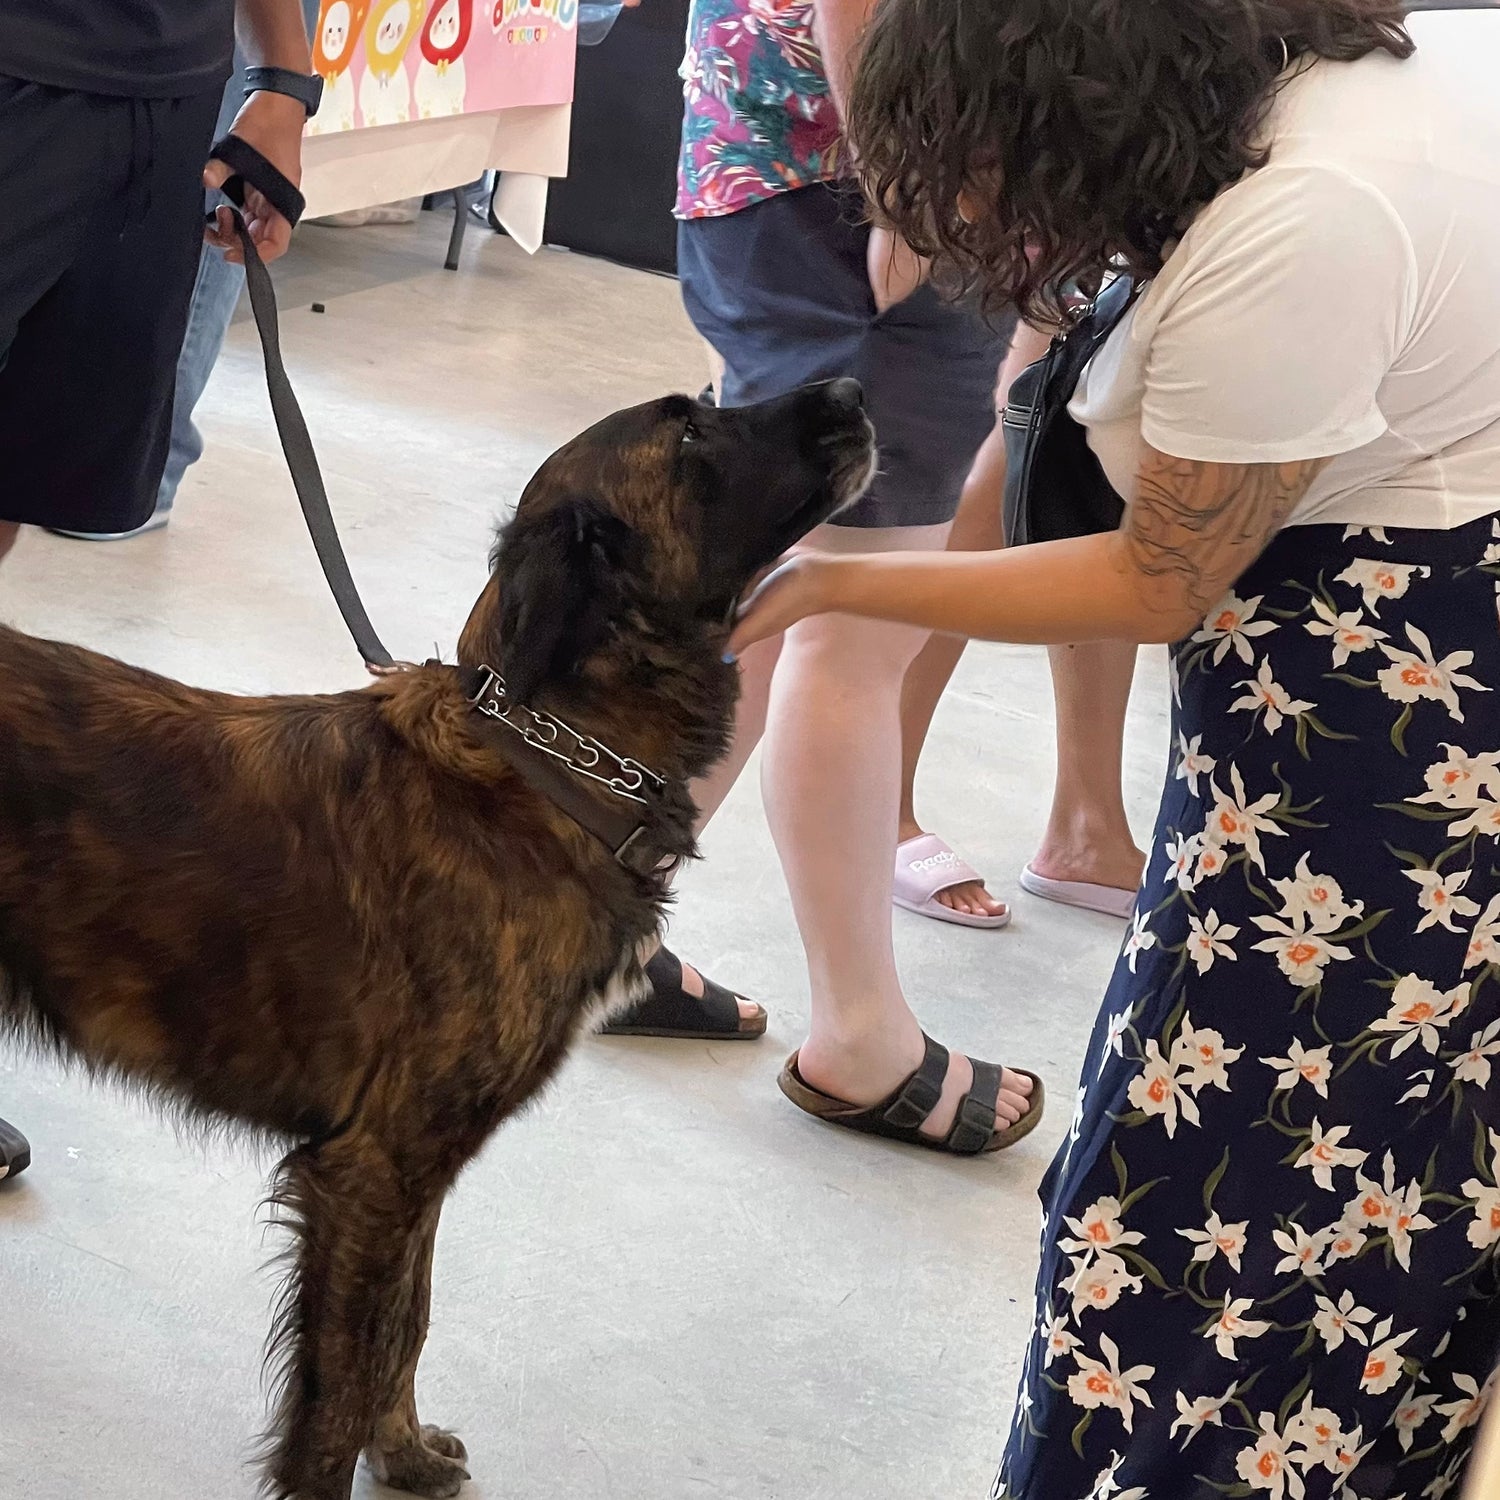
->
[466,666,666,806]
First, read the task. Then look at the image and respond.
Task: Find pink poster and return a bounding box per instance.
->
[307,0,577,136]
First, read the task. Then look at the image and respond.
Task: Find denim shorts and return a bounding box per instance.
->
[677,182,1015,529]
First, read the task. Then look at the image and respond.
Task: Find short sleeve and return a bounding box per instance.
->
[1138,164,1418,465]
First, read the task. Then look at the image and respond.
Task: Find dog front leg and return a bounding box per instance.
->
[364,1204,471,1498]
[261,1134,448,1500]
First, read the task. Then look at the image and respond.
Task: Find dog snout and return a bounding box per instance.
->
[823,377,864,412]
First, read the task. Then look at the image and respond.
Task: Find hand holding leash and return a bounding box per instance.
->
[204,91,306,264]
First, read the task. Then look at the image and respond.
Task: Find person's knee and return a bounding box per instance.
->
[781,607,929,686]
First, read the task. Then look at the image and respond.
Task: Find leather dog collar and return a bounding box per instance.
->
[455,664,678,879]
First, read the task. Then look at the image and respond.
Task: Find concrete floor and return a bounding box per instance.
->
[0,214,1170,1500]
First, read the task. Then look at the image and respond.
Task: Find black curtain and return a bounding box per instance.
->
[543,0,690,275]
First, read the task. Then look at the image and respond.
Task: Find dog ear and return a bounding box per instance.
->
[495,499,636,705]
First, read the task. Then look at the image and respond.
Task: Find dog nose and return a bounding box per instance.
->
[825,378,864,411]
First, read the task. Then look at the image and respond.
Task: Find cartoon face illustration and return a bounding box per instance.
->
[420,0,472,64]
[365,0,425,76]
[313,0,368,76]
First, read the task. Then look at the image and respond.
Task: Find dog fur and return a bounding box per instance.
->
[0,384,873,1499]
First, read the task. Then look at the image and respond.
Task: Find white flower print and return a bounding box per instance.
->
[1313,1289,1375,1352]
[1194,840,1231,884]
[1065,1334,1155,1434]
[1460,1130,1500,1250]
[1235,1413,1305,1500]
[1177,1211,1250,1272]
[1377,623,1489,723]
[1424,1456,1464,1498]
[1304,596,1387,667]
[1269,853,1363,933]
[1486,516,1500,563]
[1261,1038,1333,1099]
[1164,832,1203,892]
[1126,1041,1199,1138]
[1066,1250,1146,1320]
[1335,557,1430,613]
[1445,796,1500,842]
[1171,1017,1243,1093]
[1186,909,1239,975]
[1360,1318,1417,1395]
[1100,1007,1133,1078]
[1230,659,1316,735]
[1296,1118,1368,1192]
[1170,1383,1238,1449]
[1397,1068,1435,1106]
[1204,766,1287,872]
[1369,974,1469,1056]
[1403,866,1481,933]
[1206,1295,1271,1360]
[1464,896,1500,972]
[1434,1369,1495,1444]
[1452,1018,1500,1086]
[1411,744,1500,808]
[1123,909,1156,973]
[1059,1196,1145,1258]
[1340,1154,1433,1272]
[1326,1427,1373,1485]
[1175,732,1216,797]
[1250,913,1356,988]
[1323,1224,1368,1267]
[1342,525,1392,546]
[1392,1388,1438,1452]
[1192,590,1278,665]
[1284,1394,1345,1472]
[1040,1311,1081,1369]
[1271,1221,1330,1277]
[1088,1450,1149,1500]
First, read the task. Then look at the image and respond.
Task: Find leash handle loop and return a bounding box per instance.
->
[206,136,394,671]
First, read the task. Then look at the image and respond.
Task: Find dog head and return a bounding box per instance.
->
[462,380,874,706]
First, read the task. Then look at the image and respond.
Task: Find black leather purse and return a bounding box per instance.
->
[1000,275,1142,547]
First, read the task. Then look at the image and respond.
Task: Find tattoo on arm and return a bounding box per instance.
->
[1124,449,1328,619]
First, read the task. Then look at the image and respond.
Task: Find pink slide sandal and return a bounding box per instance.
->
[1018,865,1137,920]
[893,835,1012,930]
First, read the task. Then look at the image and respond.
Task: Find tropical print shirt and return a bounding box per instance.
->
[675,0,844,220]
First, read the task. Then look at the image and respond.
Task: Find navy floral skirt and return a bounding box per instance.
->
[997,515,1500,1500]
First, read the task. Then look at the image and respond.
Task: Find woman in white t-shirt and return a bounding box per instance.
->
[733,1,1500,1495]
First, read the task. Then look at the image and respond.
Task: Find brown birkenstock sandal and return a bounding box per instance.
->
[599,947,767,1040]
[777,1034,1044,1155]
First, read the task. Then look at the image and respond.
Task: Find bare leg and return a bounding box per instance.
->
[1031,641,1144,891]
[763,524,1033,1139]
[896,424,1008,918]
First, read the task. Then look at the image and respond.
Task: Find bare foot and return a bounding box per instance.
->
[797,1024,1034,1143]
[676,955,762,1024]
[896,819,1009,920]
[1029,827,1145,894]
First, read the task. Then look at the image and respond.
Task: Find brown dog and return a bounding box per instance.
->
[0,381,874,1500]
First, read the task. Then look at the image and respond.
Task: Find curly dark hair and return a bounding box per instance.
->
[849,0,1415,325]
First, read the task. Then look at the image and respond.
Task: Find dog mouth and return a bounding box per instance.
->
[825,415,879,516]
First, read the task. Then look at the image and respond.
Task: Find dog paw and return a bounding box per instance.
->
[365,1430,470,1498]
[416,1426,467,1465]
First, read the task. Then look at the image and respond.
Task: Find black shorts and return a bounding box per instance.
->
[677,182,1016,529]
[0,76,222,532]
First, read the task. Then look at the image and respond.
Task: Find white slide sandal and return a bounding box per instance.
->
[893,835,1012,930]
[1018,865,1137,920]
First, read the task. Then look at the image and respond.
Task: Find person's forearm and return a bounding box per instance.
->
[235,0,311,71]
[813,531,1200,646]
[812,0,877,118]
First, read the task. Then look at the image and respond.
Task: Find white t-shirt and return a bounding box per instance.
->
[1071,8,1500,530]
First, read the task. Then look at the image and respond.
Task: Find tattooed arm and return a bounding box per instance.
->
[728,445,1327,652]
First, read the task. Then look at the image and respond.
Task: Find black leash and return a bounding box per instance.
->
[208,133,394,671]
[209,137,675,876]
